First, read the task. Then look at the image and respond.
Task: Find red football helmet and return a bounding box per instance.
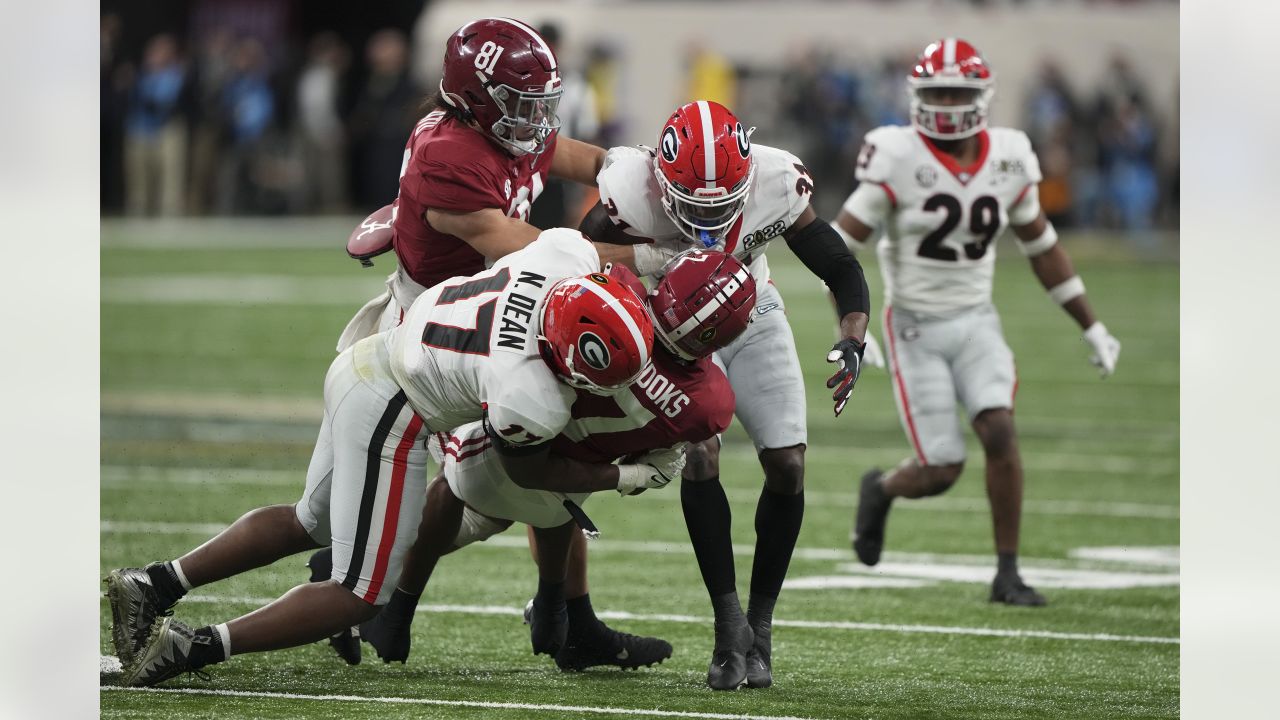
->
[439,18,562,156]
[653,100,756,248]
[649,250,756,362]
[539,271,654,394]
[908,38,995,140]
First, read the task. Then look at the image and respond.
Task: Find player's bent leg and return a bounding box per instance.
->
[107,503,320,665]
[124,581,380,688]
[971,408,1045,607]
[305,547,362,665]
[744,445,807,689]
[853,460,963,567]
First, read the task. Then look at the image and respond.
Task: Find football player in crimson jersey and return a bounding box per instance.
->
[579,101,872,690]
[343,252,756,671]
[106,231,670,686]
[834,39,1123,607]
[336,17,610,351]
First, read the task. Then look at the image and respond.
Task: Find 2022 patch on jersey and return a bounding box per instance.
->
[597,144,811,287]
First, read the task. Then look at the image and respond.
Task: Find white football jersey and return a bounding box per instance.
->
[389,230,600,448]
[850,126,1042,314]
[597,144,812,287]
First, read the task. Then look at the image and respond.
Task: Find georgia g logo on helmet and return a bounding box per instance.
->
[660,126,680,164]
[734,122,750,159]
[577,332,611,370]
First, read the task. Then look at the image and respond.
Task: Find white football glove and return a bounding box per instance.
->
[615,445,686,496]
[1082,322,1121,377]
[861,331,886,369]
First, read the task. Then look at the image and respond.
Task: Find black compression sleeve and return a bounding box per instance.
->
[785,217,870,318]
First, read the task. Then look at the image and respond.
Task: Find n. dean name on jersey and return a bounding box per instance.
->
[496,270,547,351]
[634,364,690,418]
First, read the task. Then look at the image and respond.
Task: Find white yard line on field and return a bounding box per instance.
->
[103,275,381,305]
[100,465,1179,519]
[103,593,1175,645]
[100,685,824,719]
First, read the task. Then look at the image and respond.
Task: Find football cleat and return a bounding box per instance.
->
[852,468,893,566]
[555,625,673,672]
[744,619,773,689]
[991,573,1048,607]
[122,616,211,687]
[104,567,175,666]
[706,617,753,691]
[329,626,362,665]
[360,611,412,664]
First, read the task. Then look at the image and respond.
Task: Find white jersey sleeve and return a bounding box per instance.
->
[596,153,677,241]
[751,145,811,232]
[483,365,576,449]
[492,227,600,277]
[1004,130,1045,226]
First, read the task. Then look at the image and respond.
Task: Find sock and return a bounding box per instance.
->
[187,624,229,669]
[382,587,422,625]
[746,593,776,652]
[681,476,737,597]
[144,561,188,609]
[749,488,805,599]
[710,591,746,626]
[566,593,606,638]
[997,552,1019,576]
[535,577,566,611]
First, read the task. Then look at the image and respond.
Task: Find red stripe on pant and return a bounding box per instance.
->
[362,413,424,603]
[884,306,928,465]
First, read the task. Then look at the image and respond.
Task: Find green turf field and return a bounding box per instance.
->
[100,219,1179,719]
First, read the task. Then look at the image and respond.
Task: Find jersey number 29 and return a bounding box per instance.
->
[918,193,1000,261]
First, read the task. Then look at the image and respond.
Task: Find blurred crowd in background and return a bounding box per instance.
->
[101,0,1178,233]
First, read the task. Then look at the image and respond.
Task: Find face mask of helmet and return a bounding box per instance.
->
[909,84,992,140]
[658,170,755,249]
[490,86,562,156]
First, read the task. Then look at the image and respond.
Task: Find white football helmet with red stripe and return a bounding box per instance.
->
[539,272,654,394]
[908,38,995,140]
[648,250,756,362]
[653,100,756,248]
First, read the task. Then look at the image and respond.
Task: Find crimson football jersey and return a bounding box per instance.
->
[393,110,557,289]
[550,350,735,464]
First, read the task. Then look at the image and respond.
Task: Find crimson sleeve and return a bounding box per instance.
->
[401,157,507,213]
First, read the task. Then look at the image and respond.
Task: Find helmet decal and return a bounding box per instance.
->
[577,332,610,370]
[660,126,680,164]
[588,273,609,285]
[734,122,750,159]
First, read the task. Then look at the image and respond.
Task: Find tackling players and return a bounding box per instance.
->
[582,101,872,689]
[834,38,1122,606]
[105,230,665,686]
[350,252,756,670]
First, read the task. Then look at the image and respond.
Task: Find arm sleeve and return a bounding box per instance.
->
[785,217,871,318]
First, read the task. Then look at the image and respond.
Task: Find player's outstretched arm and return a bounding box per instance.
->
[1013,213,1121,377]
[549,136,607,187]
[784,206,872,416]
[425,207,542,262]
[579,201,676,275]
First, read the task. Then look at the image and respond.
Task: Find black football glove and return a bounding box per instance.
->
[825,337,866,417]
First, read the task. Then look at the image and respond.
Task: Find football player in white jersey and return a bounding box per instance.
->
[105,229,666,686]
[579,100,872,690]
[834,39,1122,606]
